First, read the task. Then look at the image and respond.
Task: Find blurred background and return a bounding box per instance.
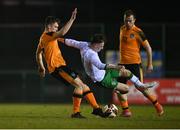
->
[0,0,180,104]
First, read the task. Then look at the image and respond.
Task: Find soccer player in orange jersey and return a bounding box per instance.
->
[36,8,106,118]
[112,9,164,117]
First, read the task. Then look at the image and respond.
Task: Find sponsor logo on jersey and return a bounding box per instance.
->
[130,33,135,39]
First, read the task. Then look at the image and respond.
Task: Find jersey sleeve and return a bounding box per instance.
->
[65,39,88,49]
[89,52,106,69]
[138,30,148,46]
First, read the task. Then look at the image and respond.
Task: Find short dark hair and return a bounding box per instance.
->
[90,34,105,44]
[45,16,60,28]
[124,9,136,18]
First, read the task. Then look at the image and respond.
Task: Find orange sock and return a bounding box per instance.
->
[120,100,129,110]
[84,91,99,109]
[117,92,129,110]
[72,93,82,113]
[154,101,159,106]
[147,95,157,103]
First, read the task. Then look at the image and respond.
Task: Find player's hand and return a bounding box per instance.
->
[70,8,77,21]
[118,65,125,70]
[146,64,153,73]
[38,67,46,78]
[57,38,65,43]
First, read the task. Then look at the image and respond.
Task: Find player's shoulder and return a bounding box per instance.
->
[133,25,143,33]
[42,32,57,39]
[42,32,59,42]
[120,25,126,30]
[46,32,54,36]
[86,48,96,56]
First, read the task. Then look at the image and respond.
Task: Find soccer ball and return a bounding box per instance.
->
[103,104,118,118]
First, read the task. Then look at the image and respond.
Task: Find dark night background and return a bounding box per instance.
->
[0,0,180,102]
[0,0,180,23]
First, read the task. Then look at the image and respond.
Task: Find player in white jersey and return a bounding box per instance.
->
[60,34,157,96]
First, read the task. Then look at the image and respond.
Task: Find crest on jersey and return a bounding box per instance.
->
[130,33,135,39]
[111,80,117,86]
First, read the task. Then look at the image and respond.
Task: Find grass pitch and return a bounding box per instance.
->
[0,103,179,129]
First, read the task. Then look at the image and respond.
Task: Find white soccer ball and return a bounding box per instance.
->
[103,104,118,118]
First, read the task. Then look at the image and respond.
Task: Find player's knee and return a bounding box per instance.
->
[125,70,131,77]
[73,78,84,87]
[121,69,131,77]
[82,84,90,91]
[122,85,129,93]
[74,85,82,90]
[119,89,128,94]
[119,90,128,94]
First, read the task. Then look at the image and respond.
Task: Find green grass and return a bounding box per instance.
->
[0,103,179,129]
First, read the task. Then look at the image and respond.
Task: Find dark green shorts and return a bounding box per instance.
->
[100,69,120,89]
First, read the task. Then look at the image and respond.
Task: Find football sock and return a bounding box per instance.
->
[117,93,129,110]
[120,100,129,110]
[129,74,144,87]
[83,91,99,109]
[142,90,157,103]
[72,93,83,113]
[153,100,158,105]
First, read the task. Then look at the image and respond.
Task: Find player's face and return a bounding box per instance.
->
[95,42,104,52]
[124,15,135,29]
[48,22,59,32]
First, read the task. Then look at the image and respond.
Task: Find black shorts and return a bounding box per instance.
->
[51,66,78,86]
[118,63,143,84]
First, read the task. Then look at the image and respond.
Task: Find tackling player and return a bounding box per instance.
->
[58,34,158,116]
[36,8,106,118]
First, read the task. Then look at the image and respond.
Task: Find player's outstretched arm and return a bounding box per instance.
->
[53,8,77,39]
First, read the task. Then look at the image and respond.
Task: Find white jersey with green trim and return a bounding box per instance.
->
[65,39,106,82]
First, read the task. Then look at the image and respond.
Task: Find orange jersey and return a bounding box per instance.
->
[38,32,66,73]
[119,25,147,64]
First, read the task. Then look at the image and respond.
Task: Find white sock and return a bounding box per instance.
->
[130,75,144,87]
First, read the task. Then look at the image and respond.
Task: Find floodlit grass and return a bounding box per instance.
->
[0,103,179,129]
